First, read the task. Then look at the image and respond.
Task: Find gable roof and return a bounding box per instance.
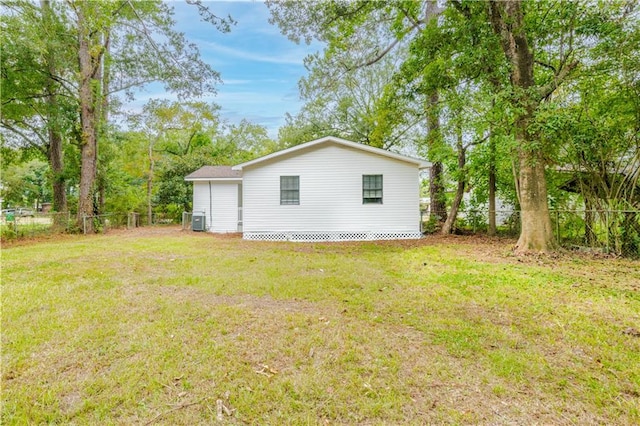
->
[185,166,242,181]
[232,136,430,170]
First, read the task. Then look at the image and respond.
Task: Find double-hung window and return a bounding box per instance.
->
[363,174,383,204]
[280,176,299,205]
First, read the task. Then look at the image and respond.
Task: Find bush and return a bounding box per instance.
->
[422,217,441,234]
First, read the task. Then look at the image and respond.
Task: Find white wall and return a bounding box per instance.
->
[192,181,240,232]
[242,143,420,233]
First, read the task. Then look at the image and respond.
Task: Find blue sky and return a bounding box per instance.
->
[129,1,321,138]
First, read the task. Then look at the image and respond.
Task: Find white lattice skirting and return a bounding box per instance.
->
[243,231,422,242]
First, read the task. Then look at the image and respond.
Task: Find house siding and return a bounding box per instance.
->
[193,181,239,232]
[242,143,420,233]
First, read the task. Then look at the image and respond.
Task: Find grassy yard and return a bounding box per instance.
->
[2,227,639,424]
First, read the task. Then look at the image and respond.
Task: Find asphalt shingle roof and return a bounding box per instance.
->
[185,166,242,180]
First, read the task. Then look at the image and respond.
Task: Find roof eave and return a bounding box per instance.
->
[184,177,243,182]
[233,136,430,170]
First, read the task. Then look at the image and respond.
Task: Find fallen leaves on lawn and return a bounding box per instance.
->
[255,364,278,377]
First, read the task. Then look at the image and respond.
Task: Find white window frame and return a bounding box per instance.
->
[363,174,383,204]
[280,176,300,205]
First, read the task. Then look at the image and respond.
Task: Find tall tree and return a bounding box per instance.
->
[453,0,637,251]
[1,0,76,213]
[130,100,222,224]
[72,0,103,230]
[279,53,422,150]
[41,0,68,212]
[65,0,230,232]
[485,0,560,251]
[2,0,230,229]
[152,119,274,219]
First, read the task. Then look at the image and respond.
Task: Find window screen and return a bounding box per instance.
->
[363,175,383,204]
[280,176,299,205]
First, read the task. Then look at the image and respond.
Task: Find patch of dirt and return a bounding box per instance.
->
[59,391,83,417]
[1,231,80,248]
[105,225,192,238]
[5,224,637,265]
[117,283,613,424]
[122,283,339,318]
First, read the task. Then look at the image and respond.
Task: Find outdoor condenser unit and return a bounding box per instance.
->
[192,214,206,231]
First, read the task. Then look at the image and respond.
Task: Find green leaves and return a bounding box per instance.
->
[1,0,234,220]
[1,159,51,207]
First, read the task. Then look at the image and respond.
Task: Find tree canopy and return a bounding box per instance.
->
[1,1,273,227]
[268,0,640,253]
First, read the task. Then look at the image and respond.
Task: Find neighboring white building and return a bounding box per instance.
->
[185,136,430,241]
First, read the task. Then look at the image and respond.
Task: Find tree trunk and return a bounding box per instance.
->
[147,137,154,226]
[441,131,466,235]
[429,162,446,221]
[46,118,66,212]
[426,91,447,223]
[76,5,99,233]
[515,149,556,251]
[96,31,110,215]
[584,197,595,246]
[487,134,497,236]
[48,130,67,214]
[489,0,556,253]
[147,176,153,225]
[423,1,447,225]
[41,0,67,214]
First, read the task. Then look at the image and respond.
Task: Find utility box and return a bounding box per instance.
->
[192,214,206,231]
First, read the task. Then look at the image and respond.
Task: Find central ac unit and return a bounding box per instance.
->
[192,214,206,231]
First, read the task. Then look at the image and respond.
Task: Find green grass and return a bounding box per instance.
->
[2,228,639,424]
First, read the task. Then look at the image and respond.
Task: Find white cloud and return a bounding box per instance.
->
[222,79,253,85]
[199,39,309,65]
[120,1,320,139]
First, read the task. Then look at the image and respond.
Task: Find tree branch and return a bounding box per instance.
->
[534,60,557,74]
[125,0,188,73]
[397,4,422,28]
[351,21,422,70]
[144,397,207,426]
[450,0,472,20]
[45,72,78,96]
[537,60,579,100]
[324,2,370,28]
[185,0,235,32]
[0,121,48,154]
[183,129,198,155]
[357,38,403,69]
[107,77,159,96]
[464,133,491,150]
[2,94,51,105]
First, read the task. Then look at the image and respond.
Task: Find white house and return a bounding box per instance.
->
[185,136,430,241]
[185,165,242,233]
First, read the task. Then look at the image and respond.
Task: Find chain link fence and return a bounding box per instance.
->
[451,208,640,258]
[181,212,193,231]
[4,208,638,258]
[1,212,73,239]
[551,209,640,258]
[0,211,180,241]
